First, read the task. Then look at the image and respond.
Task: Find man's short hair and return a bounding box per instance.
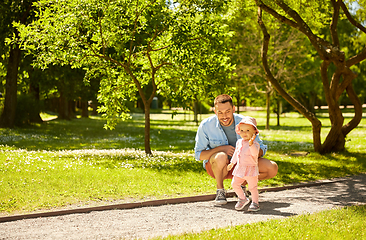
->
[214,94,233,107]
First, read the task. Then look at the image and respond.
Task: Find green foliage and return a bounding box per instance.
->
[16,0,232,131]
[0,0,36,54]
[258,0,334,33]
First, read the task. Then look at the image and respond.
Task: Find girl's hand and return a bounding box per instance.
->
[227,162,234,171]
[249,134,256,146]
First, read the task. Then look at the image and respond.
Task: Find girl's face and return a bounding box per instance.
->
[238,124,257,141]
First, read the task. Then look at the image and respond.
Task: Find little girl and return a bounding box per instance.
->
[227,116,260,211]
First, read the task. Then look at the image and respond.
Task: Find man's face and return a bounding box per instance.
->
[214,102,235,127]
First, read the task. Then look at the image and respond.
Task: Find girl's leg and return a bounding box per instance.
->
[232,176,246,200]
[246,176,259,204]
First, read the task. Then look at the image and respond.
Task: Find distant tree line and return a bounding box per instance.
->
[0,0,365,154]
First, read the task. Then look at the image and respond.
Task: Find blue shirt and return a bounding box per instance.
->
[194,113,267,168]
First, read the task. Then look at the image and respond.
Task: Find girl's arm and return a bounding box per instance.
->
[249,134,260,158]
[249,141,260,158]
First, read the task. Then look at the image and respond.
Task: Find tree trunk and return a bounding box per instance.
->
[29,75,43,123]
[91,101,98,116]
[236,81,241,114]
[193,100,198,125]
[276,98,281,126]
[68,100,76,119]
[81,101,89,118]
[342,84,363,136]
[257,7,323,152]
[256,3,365,154]
[0,46,21,128]
[265,89,270,130]
[144,102,152,155]
[58,93,70,120]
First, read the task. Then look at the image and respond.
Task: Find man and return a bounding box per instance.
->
[194,94,278,204]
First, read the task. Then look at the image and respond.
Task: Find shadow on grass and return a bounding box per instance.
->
[1,117,332,153]
[2,116,366,181]
[273,151,366,185]
[0,117,197,152]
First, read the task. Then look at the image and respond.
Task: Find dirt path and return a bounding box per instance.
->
[1,174,365,240]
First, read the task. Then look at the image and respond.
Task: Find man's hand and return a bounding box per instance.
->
[199,145,235,161]
[222,145,236,157]
[249,134,256,146]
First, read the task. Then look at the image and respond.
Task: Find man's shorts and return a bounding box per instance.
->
[205,161,234,180]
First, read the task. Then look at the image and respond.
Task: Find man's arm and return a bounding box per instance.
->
[199,145,235,161]
[255,135,267,157]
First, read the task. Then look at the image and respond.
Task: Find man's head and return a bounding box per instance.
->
[214,94,235,127]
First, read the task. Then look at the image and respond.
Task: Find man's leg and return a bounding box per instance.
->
[209,152,230,189]
[208,152,231,205]
[258,157,278,181]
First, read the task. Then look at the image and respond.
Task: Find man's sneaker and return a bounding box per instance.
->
[235,198,250,211]
[215,189,227,205]
[248,202,260,212]
[241,185,252,200]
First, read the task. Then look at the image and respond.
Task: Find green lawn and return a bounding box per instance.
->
[0,109,365,238]
[1,110,365,214]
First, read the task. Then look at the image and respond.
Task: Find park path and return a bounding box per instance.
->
[0,174,365,240]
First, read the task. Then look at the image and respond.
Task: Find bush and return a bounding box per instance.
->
[15,94,44,126]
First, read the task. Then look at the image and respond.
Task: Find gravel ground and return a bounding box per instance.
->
[1,174,365,240]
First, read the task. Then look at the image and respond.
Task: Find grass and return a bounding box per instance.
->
[154,205,366,240]
[0,109,366,238]
[1,110,365,214]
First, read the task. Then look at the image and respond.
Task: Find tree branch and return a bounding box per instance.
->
[130,1,153,63]
[257,5,322,151]
[256,0,329,59]
[339,0,366,34]
[346,46,366,67]
[342,84,363,136]
[330,0,340,47]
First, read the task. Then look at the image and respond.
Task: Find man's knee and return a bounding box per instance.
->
[258,158,278,180]
[210,152,229,168]
[268,160,278,178]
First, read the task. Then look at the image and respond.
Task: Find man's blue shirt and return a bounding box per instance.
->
[194,113,267,167]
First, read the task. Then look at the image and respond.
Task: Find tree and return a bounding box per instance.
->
[227,2,318,129]
[254,0,366,153]
[18,0,230,155]
[0,0,35,128]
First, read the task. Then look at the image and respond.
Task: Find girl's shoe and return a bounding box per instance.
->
[248,202,260,212]
[235,198,250,211]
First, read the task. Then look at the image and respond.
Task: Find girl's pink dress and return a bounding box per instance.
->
[230,139,260,178]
